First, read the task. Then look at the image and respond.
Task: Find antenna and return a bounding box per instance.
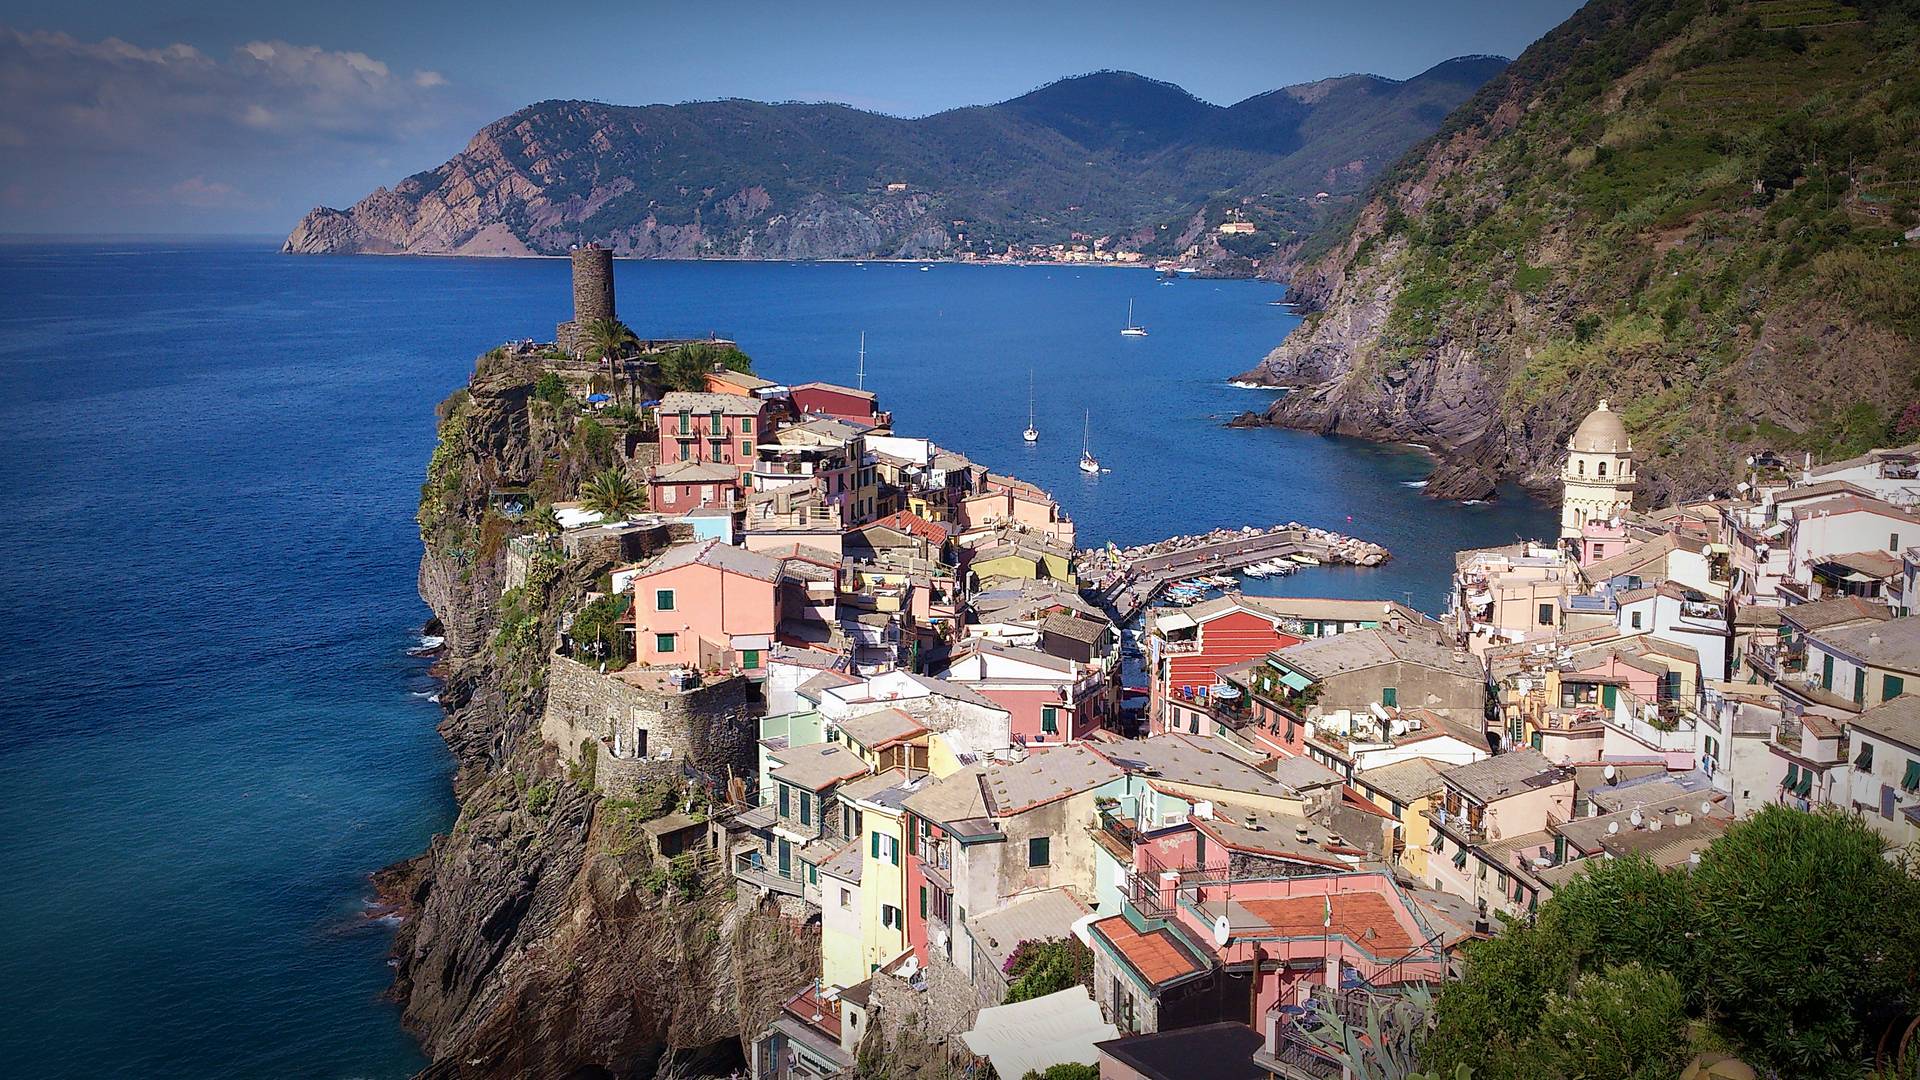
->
[857,331,867,392]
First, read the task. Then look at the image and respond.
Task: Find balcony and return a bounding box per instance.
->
[733,848,805,898]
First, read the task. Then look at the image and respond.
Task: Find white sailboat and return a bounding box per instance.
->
[1079,411,1100,473]
[1121,299,1148,337]
[1023,370,1039,443]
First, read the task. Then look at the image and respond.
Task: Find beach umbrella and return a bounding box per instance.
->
[586,393,611,403]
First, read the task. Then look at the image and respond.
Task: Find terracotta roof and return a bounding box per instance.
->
[1226,892,1416,954]
[1089,915,1206,987]
[870,510,950,545]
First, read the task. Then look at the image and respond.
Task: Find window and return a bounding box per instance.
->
[840,887,852,909]
[1885,674,1906,701]
[807,864,817,885]
[882,905,900,930]
[919,885,928,919]
[800,790,813,825]
[890,835,900,866]
[1630,611,1643,629]
[741,417,753,434]
[661,487,677,505]
[741,440,752,456]
[678,409,691,434]
[1538,602,1554,627]
[1822,653,1834,691]
[741,648,760,670]
[1040,706,1059,735]
[655,633,677,654]
[1856,742,1874,770]
[1598,460,1608,477]
[1894,532,1904,553]
[1028,836,1051,867]
[1577,459,1585,476]
[778,784,790,818]
[1195,832,1207,868]
[1381,687,1398,708]
[1854,666,1866,706]
[655,588,675,611]
[1902,759,1920,793]
[709,409,722,432]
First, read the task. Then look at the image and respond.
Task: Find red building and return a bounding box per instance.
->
[657,391,780,477]
[902,811,953,967]
[1147,596,1304,736]
[648,460,744,511]
[790,382,889,427]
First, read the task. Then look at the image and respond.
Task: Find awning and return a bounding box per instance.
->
[960,987,1117,1080]
[730,633,773,651]
[1279,670,1315,693]
[1155,612,1196,632]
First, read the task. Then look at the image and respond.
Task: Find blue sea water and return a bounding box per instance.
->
[0,239,1553,1078]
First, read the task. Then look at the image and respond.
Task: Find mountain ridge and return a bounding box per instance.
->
[282,58,1506,262]
[1238,0,1920,504]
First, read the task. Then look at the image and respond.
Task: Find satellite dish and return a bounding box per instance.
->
[1607,821,1620,834]
[1700,801,1714,815]
[1213,914,1232,947]
[1603,764,1617,783]
[1630,809,1645,828]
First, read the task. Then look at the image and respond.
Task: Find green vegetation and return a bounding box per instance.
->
[1422,808,1920,1080]
[1021,1066,1099,1080]
[579,467,644,519]
[658,341,755,392]
[1302,0,1920,494]
[532,370,568,407]
[577,317,637,374]
[1001,938,1095,1004]
[568,592,630,669]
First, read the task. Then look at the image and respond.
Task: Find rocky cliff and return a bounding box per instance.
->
[1238,0,1920,505]
[284,62,1506,262]
[389,353,815,1078]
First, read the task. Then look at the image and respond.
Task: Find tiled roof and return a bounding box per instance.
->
[768,742,871,792]
[1225,892,1416,955]
[1274,627,1478,680]
[1783,596,1895,632]
[1095,735,1296,798]
[1042,612,1111,645]
[981,744,1123,815]
[1089,915,1206,987]
[639,538,783,582]
[1814,616,1920,674]
[833,708,927,751]
[1357,757,1448,804]
[1442,747,1572,803]
[964,887,1091,973]
[1853,694,1920,750]
[869,510,950,545]
[658,391,769,415]
[650,460,742,484]
[901,768,991,826]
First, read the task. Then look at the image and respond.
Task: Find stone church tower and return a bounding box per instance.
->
[1561,400,1635,539]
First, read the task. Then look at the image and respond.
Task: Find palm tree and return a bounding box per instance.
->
[579,317,640,403]
[527,503,562,538]
[579,467,644,521]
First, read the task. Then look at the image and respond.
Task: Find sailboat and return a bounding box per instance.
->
[1023,370,1039,443]
[1079,411,1100,474]
[1121,299,1148,337]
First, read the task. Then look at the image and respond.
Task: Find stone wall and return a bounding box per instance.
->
[541,653,764,795]
[869,954,982,1048]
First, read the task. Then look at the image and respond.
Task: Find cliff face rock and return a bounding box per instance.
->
[285,63,1505,260]
[1240,0,1920,504]
[392,354,816,1078]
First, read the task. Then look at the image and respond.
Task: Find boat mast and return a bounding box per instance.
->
[857,331,866,392]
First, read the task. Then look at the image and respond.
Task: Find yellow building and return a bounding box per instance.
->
[841,769,912,974]
[815,841,866,991]
[1354,758,1448,880]
[965,539,1073,589]
[1560,400,1636,540]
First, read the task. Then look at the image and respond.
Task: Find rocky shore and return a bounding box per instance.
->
[382,355,815,1078]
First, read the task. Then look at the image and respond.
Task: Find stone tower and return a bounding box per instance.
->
[1560,399,1636,539]
[556,243,618,356]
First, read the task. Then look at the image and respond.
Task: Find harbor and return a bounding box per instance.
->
[1081,522,1391,622]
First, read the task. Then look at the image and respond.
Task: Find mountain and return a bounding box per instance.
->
[282,59,1505,262]
[1238,0,1920,504]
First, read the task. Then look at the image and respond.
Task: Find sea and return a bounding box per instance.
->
[0,238,1553,1079]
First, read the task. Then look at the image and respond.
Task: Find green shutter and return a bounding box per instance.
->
[919,886,928,919]
[1785,763,1800,788]
[871,831,880,859]
[890,836,900,866]
[1381,687,1398,708]
[1884,674,1906,701]
[1822,654,1835,690]
[1902,759,1920,792]
[1041,706,1058,734]
[1602,684,1618,709]
[1856,743,1874,769]
[778,784,790,817]
[1853,667,1866,706]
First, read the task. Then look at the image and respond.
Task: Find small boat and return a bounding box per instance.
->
[1079,411,1101,474]
[1291,553,1321,566]
[1023,370,1039,443]
[1121,299,1148,337]
[919,265,932,272]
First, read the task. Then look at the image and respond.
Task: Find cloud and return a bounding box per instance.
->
[0,25,488,231]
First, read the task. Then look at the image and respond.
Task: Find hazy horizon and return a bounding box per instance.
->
[0,0,1581,235]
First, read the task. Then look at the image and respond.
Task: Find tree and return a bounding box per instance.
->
[578,317,637,376]
[526,503,561,538]
[1689,807,1920,1077]
[659,341,753,392]
[579,467,644,520]
[569,593,630,666]
[1301,983,1435,1080]
[1522,963,1691,1080]
[1002,938,1093,1003]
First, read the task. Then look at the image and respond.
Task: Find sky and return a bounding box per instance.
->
[0,0,1583,235]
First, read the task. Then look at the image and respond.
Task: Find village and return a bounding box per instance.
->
[516,249,1920,1080]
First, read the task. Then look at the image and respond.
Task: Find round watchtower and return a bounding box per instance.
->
[571,244,616,326]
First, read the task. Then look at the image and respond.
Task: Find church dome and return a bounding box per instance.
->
[1569,400,1630,454]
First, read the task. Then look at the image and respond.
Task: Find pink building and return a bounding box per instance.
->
[648,460,743,511]
[1578,517,1629,566]
[622,540,781,674]
[937,640,1110,744]
[958,474,1076,548]
[657,391,780,477]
